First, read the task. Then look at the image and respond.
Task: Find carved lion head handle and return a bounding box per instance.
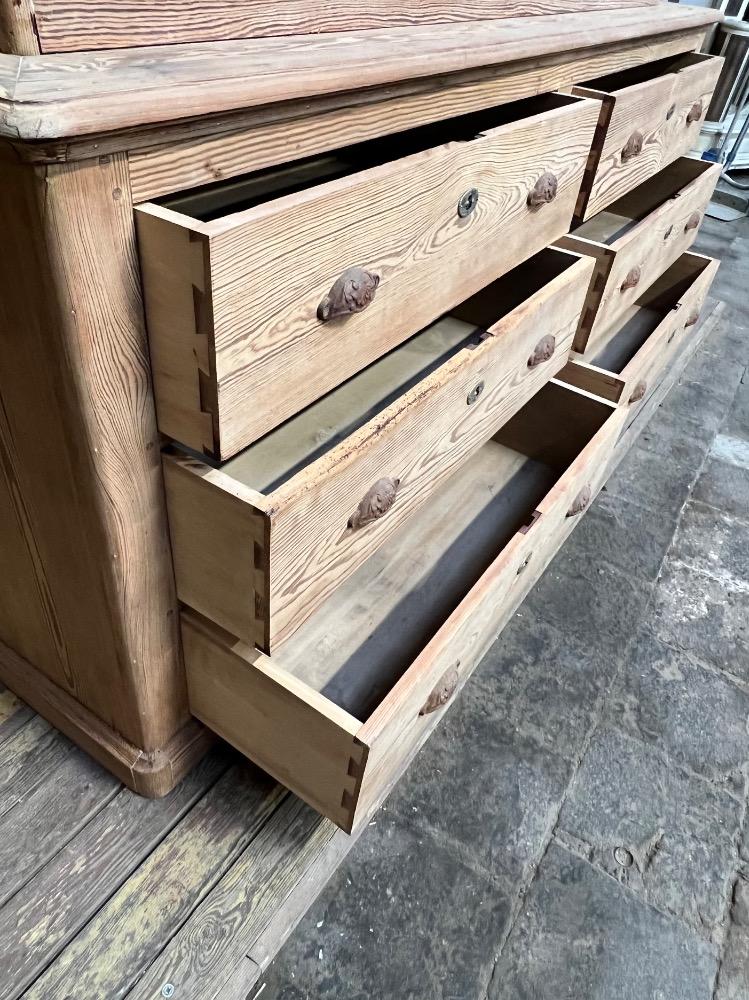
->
[348,477,400,531]
[318,267,380,322]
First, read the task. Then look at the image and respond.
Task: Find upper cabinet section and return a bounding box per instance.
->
[1,0,664,55]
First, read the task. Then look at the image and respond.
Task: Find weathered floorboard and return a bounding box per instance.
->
[0,685,33,748]
[0,749,230,1000]
[22,764,284,1000]
[0,746,119,909]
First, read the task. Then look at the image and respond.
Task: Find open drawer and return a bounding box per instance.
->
[183,378,625,832]
[559,157,720,351]
[573,52,723,221]
[559,251,719,411]
[135,92,600,459]
[164,248,593,653]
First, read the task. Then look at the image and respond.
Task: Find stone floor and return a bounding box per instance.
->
[254,213,749,999]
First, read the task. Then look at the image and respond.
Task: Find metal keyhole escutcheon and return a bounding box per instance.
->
[467,381,485,405]
[458,188,480,218]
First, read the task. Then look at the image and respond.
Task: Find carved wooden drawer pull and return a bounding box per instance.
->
[419,665,460,716]
[318,267,380,322]
[620,266,642,292]
[527,172,558,209]
[621,131,644,162]
[685,212,701,232]
[567,484,592,517]
[629,379,647,404]
[686,101,704,125]
[685,308,700,328]
[528,334,556,368]
[348,477,400,530]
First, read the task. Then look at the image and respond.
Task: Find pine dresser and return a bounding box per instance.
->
[0,0,724,831]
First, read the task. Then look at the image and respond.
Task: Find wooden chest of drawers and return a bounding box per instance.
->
[0,1,724,821]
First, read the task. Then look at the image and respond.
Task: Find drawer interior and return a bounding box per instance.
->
[261,381,612,722]
[589,253,710,371]
[190,249,579,495]
[579,51,711,93]
[572,158,713,245]
[158,93,581,221]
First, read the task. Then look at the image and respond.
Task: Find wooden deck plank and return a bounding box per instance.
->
[0,685,33,748]
[0,715,68,813]
[126,796,339,1000]
[0,749,230,1000]
[22,764,284,1000]
[0,747,119,909]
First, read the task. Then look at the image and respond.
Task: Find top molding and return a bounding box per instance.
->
[0,5,721,144]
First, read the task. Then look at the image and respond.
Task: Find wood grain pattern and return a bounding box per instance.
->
[0,750,228,1000]
[575,53,723,221]
[0,747,118,909]
[563,157,721,352]
[183,380,623,830]
[0,147,188,756]
[0,638,213,796]
[22,764,283,1000]
[29,0,659,54]
[184,615,366,832]
[138,96,599,457]
[0,0,39,56]
[560,252,719,409]
[164,251,593,651]
[0,148,192,763]
[126,795,335,1000]
[127,27,709,201]
[0,6,720,141]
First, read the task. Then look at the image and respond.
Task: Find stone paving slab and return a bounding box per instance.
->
[556,726,741,934]
[607,629,749,796]
[257,809,513,1000]
[386,676,574,882]
[646,555,749,685]
[693,435,749,523]
[715,875,749,1000]
[487,841,718,1000]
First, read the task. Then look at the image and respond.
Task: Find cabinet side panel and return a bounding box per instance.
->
[0,145,185,750]
[0,0,40,55]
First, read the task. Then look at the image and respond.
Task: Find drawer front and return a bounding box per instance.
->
[580,160,720,349]
[137,97,600,459]
[619,252,719,409]
[164,254,594,652]
[267,258,593,649]
[575,55,723,220]
[182,382,625,833]
[182,613,367,832]
[559,252,719,410]
[355,384,626,822]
